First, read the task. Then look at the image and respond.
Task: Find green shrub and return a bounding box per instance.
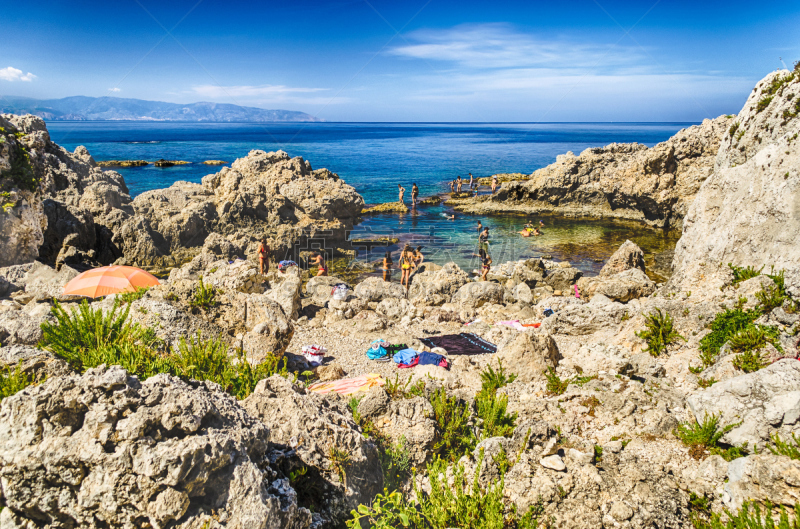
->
[675,413,747,461]
[769,433,800,460]
[544,367,569,396]
[692,501,800,529]
[637,308,686,357]
[728,122,739,136]
[120,287,149,304]
[190,277,217,311]
[0,363,37,401]
[728,263,763,285]
[699,308,760,367]
[4,140,39,192]
[475,361,518,439]
[382,436,412,492]
[348,450,542,528]
[757,284,786,314]
[173,333,290,399]
[429,387,476,461]
[731,347,769,374]
[756,95,774,113]
[697,377,717,389]
[385,374,426,399]
[40,299,162,374]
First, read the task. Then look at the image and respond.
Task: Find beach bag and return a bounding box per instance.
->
[302,344,326,366]
[367,339,389,360]
[543,307,554,317]
[331,283,350,301]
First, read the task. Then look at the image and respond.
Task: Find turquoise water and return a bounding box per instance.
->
[47,121,689,276]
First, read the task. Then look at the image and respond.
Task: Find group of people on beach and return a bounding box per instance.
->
[258,238,329,277]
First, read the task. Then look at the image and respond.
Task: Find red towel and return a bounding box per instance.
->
[397,357,420,369]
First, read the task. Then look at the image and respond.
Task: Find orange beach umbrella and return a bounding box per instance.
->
[63,266,160,298]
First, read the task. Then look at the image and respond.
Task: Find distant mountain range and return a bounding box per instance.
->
[0,95,321,122]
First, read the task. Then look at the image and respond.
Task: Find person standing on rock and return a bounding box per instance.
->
[411,183,419,206]
[468,173,474,189]
[472,248,492,281]
[399,245,415,290]
[398,184,405,204]
[456,175,462,193]
[310,251,327,276]
[491,175,498,194]
[258,238,270,275]
[381,251,393,282]
[449,180,455,193]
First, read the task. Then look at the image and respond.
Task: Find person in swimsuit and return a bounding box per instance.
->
[456,175,462,193]
[258,238,270,275]
[472,248,492,282]
[411,183,419,206]
[539,220,545,227]
[310,251,327,276]
[478,227,489,252]
[491,175,498,194]
[468,173,474,188]
[398,184,405,204]
[476,220,483,234]
[449,180,455,193]
[534,227,541,236]
[381,251,393,282]
[399,245,415,289]
[413,246,424,267]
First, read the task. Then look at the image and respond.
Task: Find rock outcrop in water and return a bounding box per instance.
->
[115,149,363,270]
[0,114,133,268]
[450,116,730,230]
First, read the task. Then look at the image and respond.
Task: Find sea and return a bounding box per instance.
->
[47,122,692,278]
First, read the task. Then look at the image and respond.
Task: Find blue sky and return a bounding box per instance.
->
[1,0,799,121]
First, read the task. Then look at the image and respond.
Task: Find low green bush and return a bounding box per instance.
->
[385,374,426,399]
[675,413,747,461]
[693,500,800,529]
[190,277,217,311]
[430,387,476,461]
[769,433,800,460]
[729,263,763,284]
[40,299,163,375]
[0,363,37,402]
[119,287,150,304]
[699,308,760,367]
[637,308,686,357]
[347,450,542,529]
[544,367,569,396]
[475,361,518,439]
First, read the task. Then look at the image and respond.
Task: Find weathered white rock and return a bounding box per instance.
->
[539,454,566,471]
[687,359,800,448]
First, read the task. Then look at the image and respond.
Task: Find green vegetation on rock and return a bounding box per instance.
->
[637,308,685,357]
[0,363,37,402]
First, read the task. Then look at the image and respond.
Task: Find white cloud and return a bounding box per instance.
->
[108,87,121,92]
[191,84,327,99]
[0,67,36,82]
[188,84,349,106]
[390,23,647,70]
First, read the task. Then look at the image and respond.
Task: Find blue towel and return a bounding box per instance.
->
[392,348,419,365]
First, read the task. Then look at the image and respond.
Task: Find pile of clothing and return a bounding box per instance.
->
[302,344,326,366]
[278,260,298,271]
[331,283,350,300]
[366,339,449,369]
[392,348,449,369]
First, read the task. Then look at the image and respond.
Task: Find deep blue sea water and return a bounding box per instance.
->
[47,121,691,276]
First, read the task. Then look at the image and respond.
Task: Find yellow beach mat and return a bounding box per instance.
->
[308,373,385,395]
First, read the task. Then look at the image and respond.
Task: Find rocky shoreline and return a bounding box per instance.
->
[0,67,799,528]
